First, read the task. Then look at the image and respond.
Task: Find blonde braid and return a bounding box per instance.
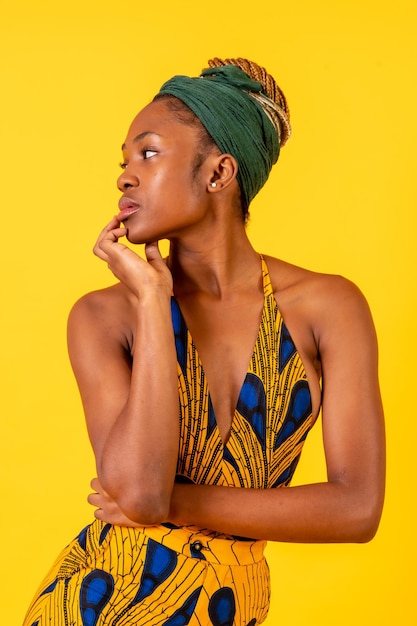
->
[205,57,291,146]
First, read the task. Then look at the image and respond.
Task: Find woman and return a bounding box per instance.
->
[24,58,385,626]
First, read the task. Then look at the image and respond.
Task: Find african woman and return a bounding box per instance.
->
[24,58,385,626]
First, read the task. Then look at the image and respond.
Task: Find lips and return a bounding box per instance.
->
[117,196,140,221]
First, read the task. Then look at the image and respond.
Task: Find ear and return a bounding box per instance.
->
[206,153,238,194]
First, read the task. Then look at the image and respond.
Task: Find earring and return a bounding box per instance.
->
[210,182,217,188]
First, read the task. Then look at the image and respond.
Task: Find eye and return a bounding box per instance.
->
[143,149,157,159]
[119,162,128,170]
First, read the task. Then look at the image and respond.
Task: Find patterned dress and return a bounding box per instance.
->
[24,257,316,626]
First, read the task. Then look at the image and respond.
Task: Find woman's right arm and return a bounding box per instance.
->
[67,219,179,525]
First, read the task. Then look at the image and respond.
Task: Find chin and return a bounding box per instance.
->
[125,227,166,247]
[124,227,147,245]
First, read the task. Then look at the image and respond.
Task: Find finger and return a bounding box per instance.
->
[98,228,128,250]
[94,508,104,521]
[90,476,112,497]
[144,241,163,263]
[102,215,121,233]
[95,216,121,245]
[87,492,103,507]
[90,477,100,491]
[95,228,127,259]
[94,227,128,261]
[95,226,127,250]
[93,216,125,254]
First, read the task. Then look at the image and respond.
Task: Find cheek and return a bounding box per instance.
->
[151,168,182,192]
[158,169,198,204]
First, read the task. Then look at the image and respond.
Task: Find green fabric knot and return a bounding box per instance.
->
[157,65,280,209]
[199,65,263,94]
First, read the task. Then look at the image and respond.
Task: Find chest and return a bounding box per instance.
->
[173,294,264,445]
[172,293,316,489]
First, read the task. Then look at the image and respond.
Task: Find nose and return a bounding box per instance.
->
[117,167,139,192]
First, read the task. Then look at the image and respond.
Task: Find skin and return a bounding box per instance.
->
[69,98,385,542]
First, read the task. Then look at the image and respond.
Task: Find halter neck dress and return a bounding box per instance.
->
[24,257,316,626]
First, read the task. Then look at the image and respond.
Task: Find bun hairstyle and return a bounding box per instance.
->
[206,57,291,146]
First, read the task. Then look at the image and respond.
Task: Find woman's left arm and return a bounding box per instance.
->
[91,277,385,542]
[168,277,385,543]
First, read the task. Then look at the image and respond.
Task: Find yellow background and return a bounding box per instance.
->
[1,1,415,623]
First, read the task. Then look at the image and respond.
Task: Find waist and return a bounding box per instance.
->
[141,523,267,565]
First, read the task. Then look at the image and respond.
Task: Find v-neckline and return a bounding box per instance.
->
[173,256,270,447]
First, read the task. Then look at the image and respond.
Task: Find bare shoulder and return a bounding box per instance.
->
[69,282,133,321]
[264,254,370,310]
[262,255,375,344]
[68,282,136,354]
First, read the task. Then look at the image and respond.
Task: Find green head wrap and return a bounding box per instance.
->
[157,65,281,209]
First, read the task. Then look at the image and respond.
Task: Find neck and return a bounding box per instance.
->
[167,222,260,299]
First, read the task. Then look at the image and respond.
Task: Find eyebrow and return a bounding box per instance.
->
[121,131,162,151]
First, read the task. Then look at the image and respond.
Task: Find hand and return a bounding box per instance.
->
[88,477,148,528]
[93,217,173,299]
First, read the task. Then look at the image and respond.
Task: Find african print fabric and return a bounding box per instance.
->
[23,257,315,626]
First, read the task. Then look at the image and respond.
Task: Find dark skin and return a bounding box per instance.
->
[69,99,385,542]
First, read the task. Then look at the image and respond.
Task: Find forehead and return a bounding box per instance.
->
[123,99,196,147]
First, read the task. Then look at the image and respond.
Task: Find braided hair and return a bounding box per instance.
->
[206,57,291,146]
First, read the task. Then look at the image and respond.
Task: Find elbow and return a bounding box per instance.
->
[347,494,384,543]
[99,470,173,526]
[118,491,171,526]
[350,520,378,544]
[353,508,383,543]
[329,469,385,543]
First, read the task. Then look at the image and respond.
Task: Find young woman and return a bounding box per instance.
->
[24,57,385,626]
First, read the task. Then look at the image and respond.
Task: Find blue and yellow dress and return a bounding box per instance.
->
[24,257,316,626]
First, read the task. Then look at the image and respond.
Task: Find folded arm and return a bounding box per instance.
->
[86,269,385,542]
[167,277,385,542]
[69,221,179,524]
